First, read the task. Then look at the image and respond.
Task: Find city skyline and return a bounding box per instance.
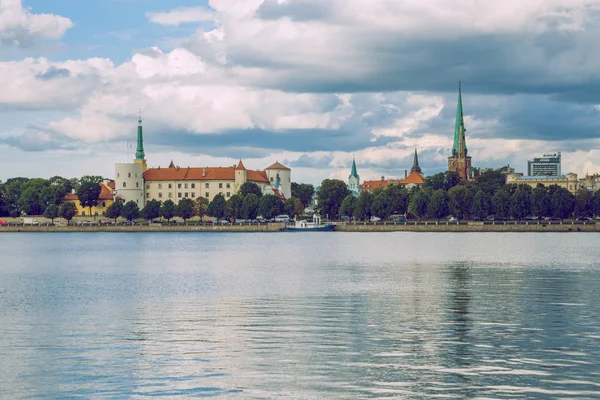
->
[2,0,600,185]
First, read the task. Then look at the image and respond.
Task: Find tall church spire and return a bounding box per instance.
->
[135,111,145,161]
[452,82,467,157]
[411,148,422,174]
[349,158,359,179]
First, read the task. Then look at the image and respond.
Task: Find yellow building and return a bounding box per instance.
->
[63,182,118,217]
[506,173,579,193]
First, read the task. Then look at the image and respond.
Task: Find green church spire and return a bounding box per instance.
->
[349,158,359,179]
[135,112,145,161]
[452,82,467,157]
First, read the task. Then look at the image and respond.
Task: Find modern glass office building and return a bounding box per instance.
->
[527,153,561,176]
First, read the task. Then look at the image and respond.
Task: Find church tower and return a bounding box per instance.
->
[348,158,360,197]
[134,113,147,172]
[447,82,472,180]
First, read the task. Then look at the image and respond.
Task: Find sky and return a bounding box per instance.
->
[1,0,600,185]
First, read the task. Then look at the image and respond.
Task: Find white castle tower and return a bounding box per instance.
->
[265,161,291,199]
[115,115,146,205]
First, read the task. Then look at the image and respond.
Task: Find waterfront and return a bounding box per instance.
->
[1,233,600,398]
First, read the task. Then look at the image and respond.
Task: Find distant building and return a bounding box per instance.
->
[506,173,579,194]
[389,149,425,189]
[447,82,472,180]
[114,117,290,206]
[361,178,389,193]
[527,153,561,176]
[579,173,600,191]
[347,158,360,197]
[497,165,515,175]
[63,181,119,217]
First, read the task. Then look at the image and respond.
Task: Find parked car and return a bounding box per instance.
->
[219,219,231,224]
[524,216,539,221]
[576,217,592,221]
[235,219,251,224]
[151,219,163,224]
[370,216,381,222]
[274,215,291,223]
[544,217,561,221]
[449,217,459,223]
[0,220,8,226]
[392,216,407,223]
[8,221,23,226]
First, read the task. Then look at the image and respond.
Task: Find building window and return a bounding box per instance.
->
[227,192,230,197]
[205,183,209,188]
[95,211,99,216]
[102,202,106,207]
[146,184,150,189]
[136,182,139,188]
[226,183,230,189]
[136,199,139,204]
[185,192,189,198]
[158,183,163,189]
[178,183,182,189]
[219,183,223,188]
[191,183,195,189]
[82,211,86,216]
[158,192,163,198]
[168,192,173,198]
[192,193,196,198]
[270,177,274,182]
[184,183,188,189]
[123,182,126,188]
[135,173,138,178]
[178,193,182,198]
[117,173,120,178]
[146,193,149,198]
[102,211,105,216]
[128,173,131,178]
[168,184,172,189]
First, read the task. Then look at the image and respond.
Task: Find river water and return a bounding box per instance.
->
[0,232,599,399]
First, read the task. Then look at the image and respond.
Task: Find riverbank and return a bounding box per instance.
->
[1,221,598,232]
[0,223,284,233]
[335,221,599,232]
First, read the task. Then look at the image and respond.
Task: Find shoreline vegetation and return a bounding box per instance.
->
[1,220,597,233]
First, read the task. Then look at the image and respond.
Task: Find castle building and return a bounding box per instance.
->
[347,158,360,197]
[447,82,472,180]
[114,118,291,206]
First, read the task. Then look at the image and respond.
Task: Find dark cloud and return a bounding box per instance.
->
[256,0,333,21]
[36,67,70,81]
[288,153,335,168]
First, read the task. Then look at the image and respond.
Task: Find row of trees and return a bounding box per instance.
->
[0,175,106,217]
[316,171,600,221]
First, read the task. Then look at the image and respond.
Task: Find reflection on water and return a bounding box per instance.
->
[1,232,599,398]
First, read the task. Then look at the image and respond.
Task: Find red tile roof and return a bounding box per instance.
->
[106,181,116,190]
[266,161,290,170]
[361,180,389,190]
[143,166,269,183]
[399,171,425,185]
[62,182,115,202]
[235,160,246,170]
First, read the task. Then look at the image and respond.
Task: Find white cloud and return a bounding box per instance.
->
[146,6,214,26]
[0,0,73,48]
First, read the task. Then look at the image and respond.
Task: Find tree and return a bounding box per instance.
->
[339,195,357,219]
[510,187,531,219]
[316,179,349,220]
[385,185,410,215]
[428,189,450,221]
[371,191,394,219]
[18,178,47,215]
[4,177,29,217]
[208,194,227,219]
[77,181,102,218]
[574,190,594,218]
[408,189,430,220]
[160,199,176,222]
[551,187,575,219]
[176,198,195,222]
[141,199,161,221]
[106,201,123,223]
[425,171,461,191]
[291,183,315,208]
[530,186,551,218]
[59,202,78,225]
[121,201,140,222]
[492,187,512,219]
[259,194,284,219]
[353,191,374,221]
[226,194,243,220]
[594,190,600,217]
[474,170,506,195]
[448,186,473,219]
[240,182,263,198]
[470,190,491,219]
[285,197,304,218]
[241,193,260,219]
[195,197,209,221]
[43,204,59,224]
[79,175,105,186]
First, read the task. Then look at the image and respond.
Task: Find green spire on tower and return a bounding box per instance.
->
[349,158,359,179]
[452,82,467,157]
[135,111,145,161]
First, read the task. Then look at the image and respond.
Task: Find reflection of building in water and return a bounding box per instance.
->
[445,264,472,365]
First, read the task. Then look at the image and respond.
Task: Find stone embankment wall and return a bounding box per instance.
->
[0,223,285,233]
[336,221,599,232]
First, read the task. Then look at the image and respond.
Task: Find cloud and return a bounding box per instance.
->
[0,0,73,48]
[146,6,214,26]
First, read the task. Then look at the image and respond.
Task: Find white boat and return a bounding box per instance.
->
[283,214,335,232]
